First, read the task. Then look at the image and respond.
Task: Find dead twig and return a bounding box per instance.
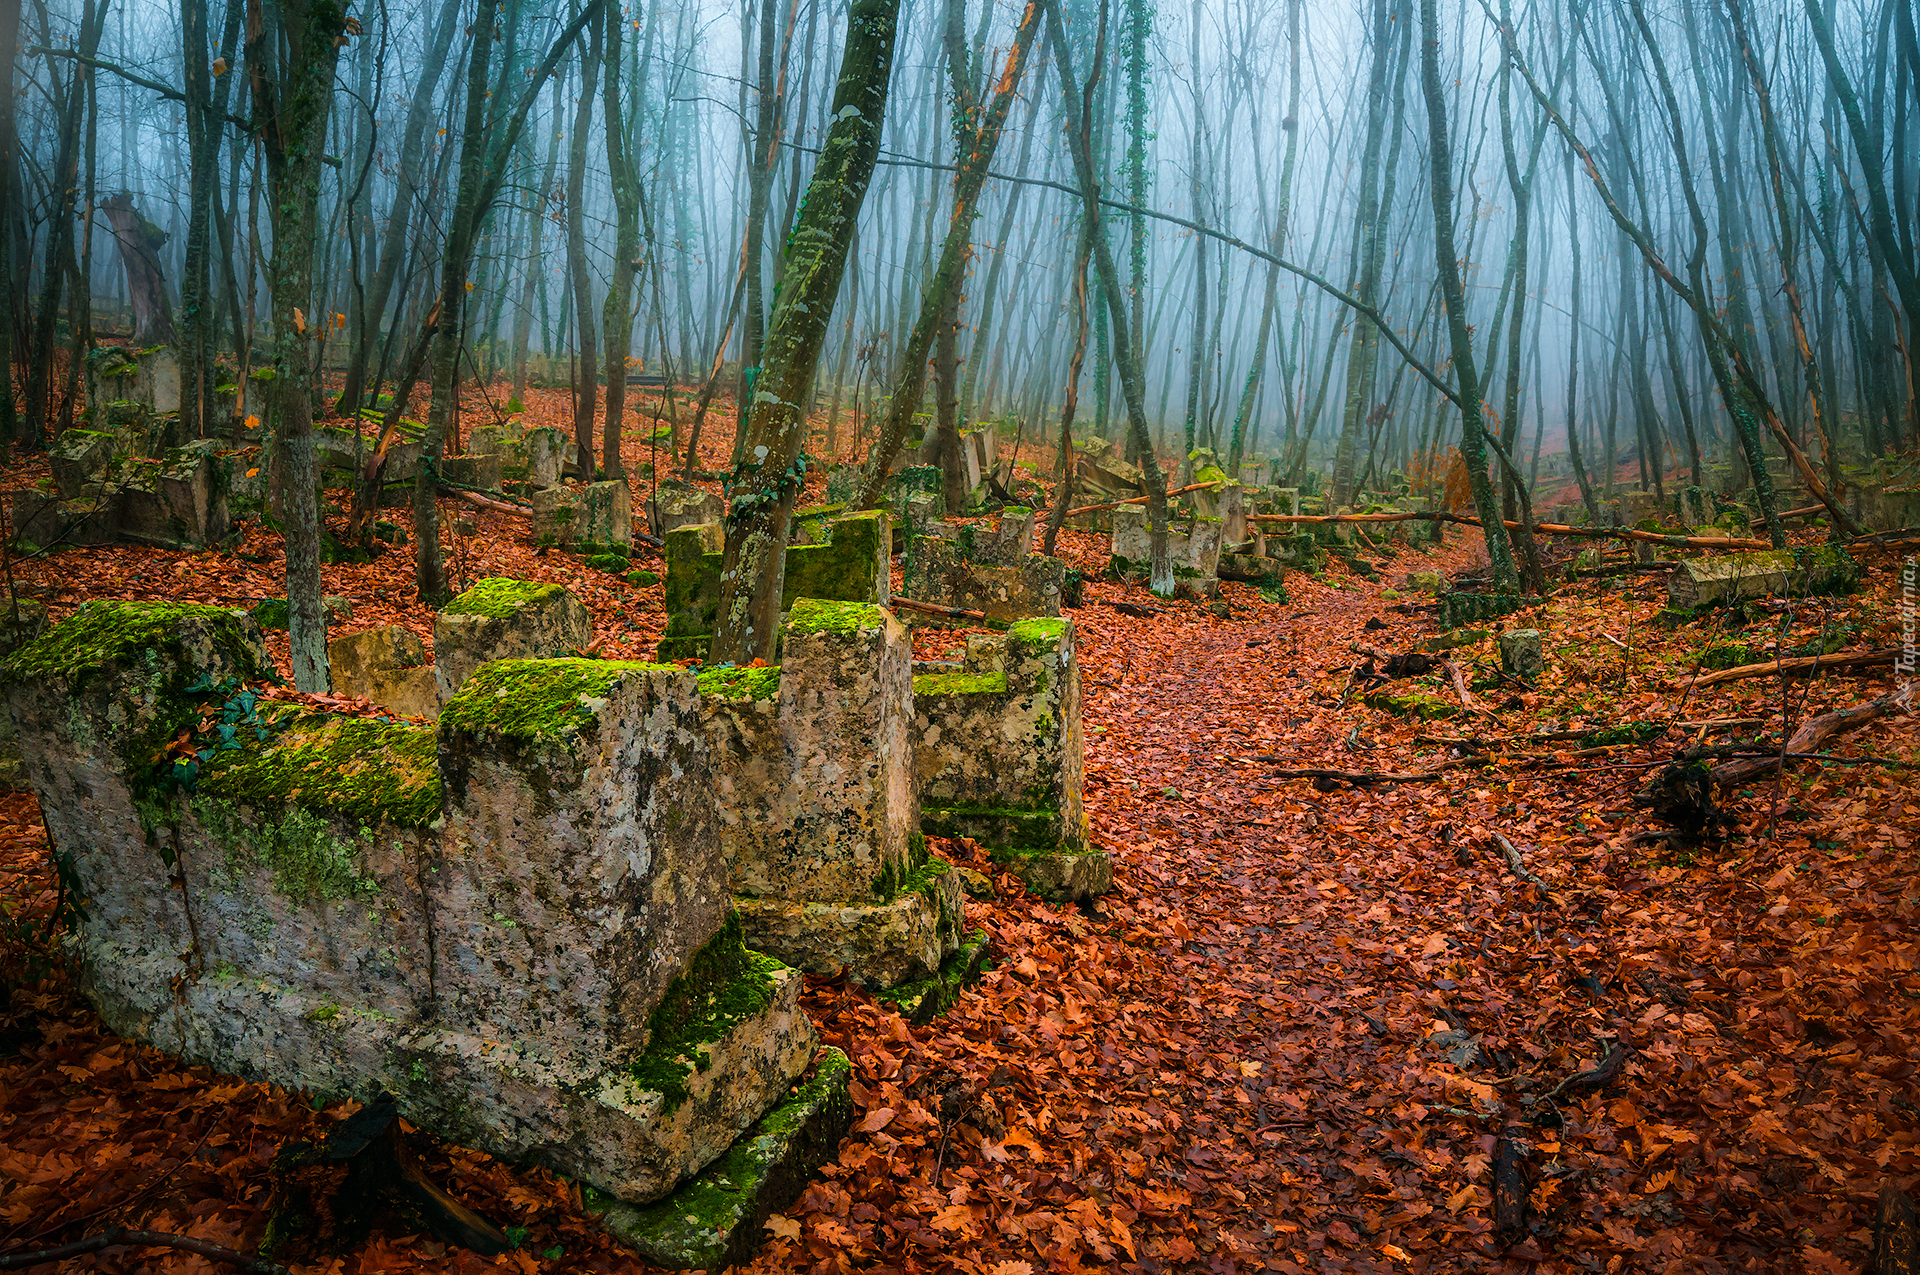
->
[1544,1042,1634,1101]
[1489,832,1554,900]
[0,1228,290,1273]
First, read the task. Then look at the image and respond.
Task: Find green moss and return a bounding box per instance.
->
[1582,721,1667,748]
[785,598,881,637]
[627,912,784,1111]
[1008,616,1068,652]
[624,569,659,587]
[921,804,1065,853]
[196,798,381,903]
[696,664,781,701]
[439,658,670,742]
[198,712,442,828]
[583,553,630,574]
[1362,690,1458,721]
[441,577,568,621]
[874,928,992,1024]
[1,600,266,688]
[912,669,1008,697]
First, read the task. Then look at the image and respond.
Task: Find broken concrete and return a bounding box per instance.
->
[526,427,570,490]
[441,453,504,493]
[913,619,1108,902]
[432,578,591,703]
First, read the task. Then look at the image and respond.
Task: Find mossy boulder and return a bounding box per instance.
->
[433,578,590,703]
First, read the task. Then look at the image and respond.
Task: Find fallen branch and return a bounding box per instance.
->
[1245,509,1773,551]
[1061,480,1223,518]
[1545,1042,1633,1101]
[890,596,991,623]
[0,1228,291,1273]
[1712,695,1906,787]
[1252,756,1485,783]
[1443,659,1494,718]
[1492,1126,1530,1251]
[1686,646,1896,688]
[1489,832,1554,899]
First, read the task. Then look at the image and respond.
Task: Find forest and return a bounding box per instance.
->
[0,0,1918,1269]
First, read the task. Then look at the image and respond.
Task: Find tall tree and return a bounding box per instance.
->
[600,0,640,482]
[708,0,901,663]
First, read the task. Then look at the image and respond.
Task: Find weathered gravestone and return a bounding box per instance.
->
[656,512,889,660]
[433,578,592,703]
[912,619,1110,903]
[649,480,725,536]
[0,602,844,1264]
[695,599,980,1020]
[902,507,1069,627]
[525,427,570,491]
[531,480,631,548]
[1109,505,1223,596]
[1666,547,1860,610]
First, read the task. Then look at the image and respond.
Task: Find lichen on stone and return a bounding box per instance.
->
[697,664,782,701]
[627,912,785,1111]
[197,712,442,828]
[784,598,881,638]
[195,797,382,903]
[441,577,568,621]
[438,658,668,742]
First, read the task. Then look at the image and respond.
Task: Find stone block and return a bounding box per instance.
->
[1438,592,1522,628]
[328,624,437,718]
[657,513,889,660]
[913,619,1107,902]
[433,578,591,702]
[649,480,724,536]
[51,429,117,499]
[974,505,1036,567]
[526,427,571,490]
[1267,486,1302,517]
[1,603,818,1211]
[130,346,181,414]
[699,600,961,989]
[902,536,1066,626]
[599,1048,854,1269]
[1615,489,1662,526]
[11,489,65,548]
[114,440,231,549]
[1403,569,1447,594]
[1665,547,1860,609]
[535,479,629,547]
[469,423,528,469]
[1075,437,1142,498]
[441,452,504,492]
[1218,553,1284,585]
[1109,506,1223,588]
[1498,629,1545,681]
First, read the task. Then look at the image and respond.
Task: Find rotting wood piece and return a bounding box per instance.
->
[1489,832,1554,899]
[1711,695,1906,787]
[1685,646,1895,688]
[1874,1180,1918,1275]
[1545,1042,1634,1101]
[1492,1127,1530,1252]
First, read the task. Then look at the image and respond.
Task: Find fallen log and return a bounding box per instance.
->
[1252,756,1485,784]
[1492,1127,1530,1252]
[1061,480,1223,518]
[1245,509,1773,551]
[1686,646,1896,688]
[1444,658,1494,718]
[1489,832,1554,898]
[1712,695,1905,787]
[890,596,991,623]
[0,1228,290,1274]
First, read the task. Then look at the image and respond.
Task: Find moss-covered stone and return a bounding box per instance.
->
[912,669,1008,697]
[785,598,882,638]
[1363,690,1458,721]
[1,600,266,689]
[439,658,669,742]
[197,712,442,829]
[697,664,782,701]
[441,577,568,620]
[599,1047,853,1268]
[873,927,993,1024]
[626,912,784,1112]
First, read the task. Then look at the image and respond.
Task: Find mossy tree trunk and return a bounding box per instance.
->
[708,0,902,664]
[1418,0,1516,594]
[600,0,639,483]
[566,25,603,477]
[1042,0,1173,595]
[247,0,347,690]
[853,0,1043,510]
[178,0,215,441]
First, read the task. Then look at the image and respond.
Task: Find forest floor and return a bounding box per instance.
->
[0,386,1916,1275]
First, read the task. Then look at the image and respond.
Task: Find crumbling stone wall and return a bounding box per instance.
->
[1,602,816,1209]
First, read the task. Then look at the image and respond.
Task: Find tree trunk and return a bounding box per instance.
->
[600,0,638,483]
[566,29,603,477]
[1419,0,1515,591]
[708,0,902,663]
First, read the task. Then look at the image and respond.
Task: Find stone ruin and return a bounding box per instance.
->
[1,601,846,1266]
[654,509,889,660]
[1109,504,1225,597]
[902,505,1071,626]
